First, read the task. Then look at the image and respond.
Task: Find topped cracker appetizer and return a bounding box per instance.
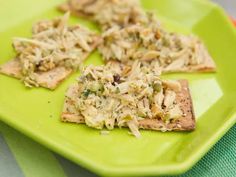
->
[59,0,216,73]
[61,61,195,137]
[99,24,216,73]
[0,13,101,89]
[59,0,151,30]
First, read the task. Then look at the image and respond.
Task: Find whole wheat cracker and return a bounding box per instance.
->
[162,45,216,73]
[61,80,195,131]
[59,1,216,73]
[58,2,94,19]
[0,36,101,90]
[104,54,216,74]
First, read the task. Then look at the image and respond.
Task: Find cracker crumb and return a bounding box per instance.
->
[100,130,110,135]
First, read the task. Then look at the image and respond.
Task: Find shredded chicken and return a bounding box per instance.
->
[68,0,152,30]
[13,12,97,87]
[99,22,210,72]
[66,61,183,137]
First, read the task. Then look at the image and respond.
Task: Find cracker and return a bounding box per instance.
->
[138,80,195,131]
[61,80,195,131]
[58,2,94,19]
[0,59,72,89]
[162,46,216,73]
[0,36,101,90]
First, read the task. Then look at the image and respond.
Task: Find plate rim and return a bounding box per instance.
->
[0,0,236,176]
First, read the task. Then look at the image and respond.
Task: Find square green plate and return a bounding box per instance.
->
[0,0,236,176]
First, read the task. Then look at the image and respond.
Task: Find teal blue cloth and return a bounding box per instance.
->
[178,125,236,177]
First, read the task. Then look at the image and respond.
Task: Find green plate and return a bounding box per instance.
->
[0,0,236,176]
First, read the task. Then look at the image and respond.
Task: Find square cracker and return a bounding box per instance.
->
[0,36,101,90]
[61,80,195,131]
[58,2,94,19]
[162,46,216,73]
[59,2,216,73]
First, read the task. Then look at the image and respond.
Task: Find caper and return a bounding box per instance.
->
[91,82,104,93]
[153,82,162,92]
[115,87,120,94]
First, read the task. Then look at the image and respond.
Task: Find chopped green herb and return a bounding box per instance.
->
[82,89,92,98]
